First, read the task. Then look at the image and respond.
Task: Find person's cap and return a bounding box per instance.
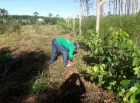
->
[75,43,80,49]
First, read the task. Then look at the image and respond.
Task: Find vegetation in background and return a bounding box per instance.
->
[0,14,66,35]
[57,21,72,34]
[74,14,140,42]
[100,14,140,41]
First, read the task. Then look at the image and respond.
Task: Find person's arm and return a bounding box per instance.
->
[68,43,74,61]
[68,51,73,61]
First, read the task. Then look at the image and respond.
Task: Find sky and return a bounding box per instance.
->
[1,0,140,18]
[0,0,82,18]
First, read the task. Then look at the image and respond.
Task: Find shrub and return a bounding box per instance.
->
[77,28,140,102]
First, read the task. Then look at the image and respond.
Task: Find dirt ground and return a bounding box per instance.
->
[0,25,121,103]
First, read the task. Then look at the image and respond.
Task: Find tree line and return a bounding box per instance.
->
[75,0,139,17]
[66,0,140,35]
[0,8,62,22]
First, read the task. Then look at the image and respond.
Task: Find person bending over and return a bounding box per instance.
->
[50,37,80,67]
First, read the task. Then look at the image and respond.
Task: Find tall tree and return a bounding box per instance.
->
[108,0,113,14]
[48,13,53,17]
[33,11,39,19]
[136,0,139,13]
[126,0,131,15]
[115,0,118,15]
[56,14,60,18]
[96,0,105,33]
[108,0,111,14]
[100,1,104,17]
[121,0,124,15]
[33,11,39,23]
[118,0,121,15]
[132,0,137,15]
[79,0,83,35]
[0,8,8,20]
[85,0,90,16]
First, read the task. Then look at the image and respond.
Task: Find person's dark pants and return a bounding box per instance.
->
[50,39,68,66]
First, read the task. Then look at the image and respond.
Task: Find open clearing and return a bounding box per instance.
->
[0,25,119,103]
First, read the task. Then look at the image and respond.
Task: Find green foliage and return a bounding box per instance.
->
[30,68,50,95]
[0,20,6,34]
[120,79,140,103]
[78,28,140,102]
[120,67,140,102]
[49,17,57,25]
[43,17,64,25]
[7,22,21,33]
[86,64,106,86]
[100,15,140,40]
[76,30,99,51]
[4,67,50,96]
[0,53,12,63]
[0,21,21,34]
[0,24,6,34]
[0,15,65,34]
[75,15,140,42]
[81,17,96,34]
[57,20,72,33]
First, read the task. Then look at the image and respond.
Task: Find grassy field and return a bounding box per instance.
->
[0,25,120,103]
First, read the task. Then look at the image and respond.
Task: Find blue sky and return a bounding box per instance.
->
[0,0,81,18]
[2,0,139,18]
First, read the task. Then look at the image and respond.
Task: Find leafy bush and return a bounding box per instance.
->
[7,22,21,33]
[57,21,72,34]
[57,21,72,31]
[81,17,96,34]
[78,28,140,102]
[0,20,6,34]
[0,24,6,34]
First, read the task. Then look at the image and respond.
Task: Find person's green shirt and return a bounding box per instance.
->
[55,38,74,60]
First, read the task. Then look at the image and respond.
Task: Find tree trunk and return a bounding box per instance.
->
[100,2,104,17]
[136,0,138,13]
[126,0,131,15]
[96,0,105,33]
[121,0,123,15]
[108,0,111,14]
[79,0,83,35]
[86,0,90,16]
[118,0,121,15]
[132,0,136,15]
[113,0,117,14]
[73,17,75,33]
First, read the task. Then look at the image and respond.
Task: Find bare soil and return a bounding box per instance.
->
[0,25,120,103]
